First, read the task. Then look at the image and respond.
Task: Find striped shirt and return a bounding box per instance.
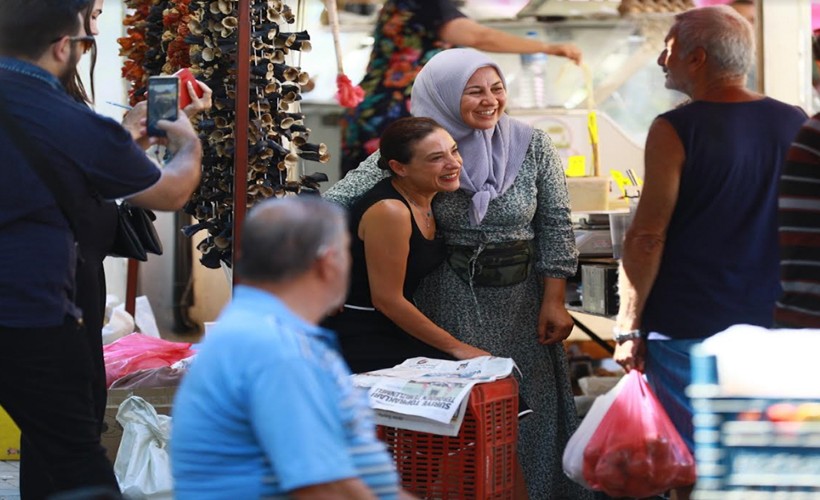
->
[172,286,399,499]
[777,113,820,327]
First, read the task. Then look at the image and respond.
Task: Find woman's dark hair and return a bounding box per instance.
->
[377,117,445,175]
[65,3,97,104]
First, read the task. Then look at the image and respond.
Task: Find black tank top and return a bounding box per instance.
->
[346,177,444,307]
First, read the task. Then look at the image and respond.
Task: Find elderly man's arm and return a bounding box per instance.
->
[614,118,683,371]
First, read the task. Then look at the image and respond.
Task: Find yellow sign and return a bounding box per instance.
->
[566,155,587,177]
[610,170,629,196]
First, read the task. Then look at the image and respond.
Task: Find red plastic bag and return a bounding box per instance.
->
[582,370,696,498]
[103,333,195,388]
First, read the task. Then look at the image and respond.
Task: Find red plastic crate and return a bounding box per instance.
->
[377,377,519,499]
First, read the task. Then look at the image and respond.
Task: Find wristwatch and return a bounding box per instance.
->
[612,327,642,345]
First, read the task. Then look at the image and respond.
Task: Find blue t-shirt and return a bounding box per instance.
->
[171,286,400,499]
[0,57,161,327]
[642,98,807,339]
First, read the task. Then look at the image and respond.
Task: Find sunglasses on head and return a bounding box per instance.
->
[51,35,95,54]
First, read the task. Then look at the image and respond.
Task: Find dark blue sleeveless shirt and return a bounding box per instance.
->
[642,98,806,339]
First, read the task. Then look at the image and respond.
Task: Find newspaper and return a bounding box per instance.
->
[353,356,515,436]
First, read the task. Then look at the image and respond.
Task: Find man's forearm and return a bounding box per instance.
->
[153,140,202,210]
[128,140,202,211]
[616,233,665,331]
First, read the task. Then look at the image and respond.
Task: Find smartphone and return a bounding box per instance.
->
[147,76,179,137]
[174,68,204,109]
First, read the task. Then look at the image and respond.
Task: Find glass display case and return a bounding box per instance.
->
[479,16,686,146]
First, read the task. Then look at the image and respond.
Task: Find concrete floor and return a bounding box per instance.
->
[0,461,19,500]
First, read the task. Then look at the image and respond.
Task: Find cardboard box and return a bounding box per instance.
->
[102,387,177,463]
[0,405,20,460]
[566,176,608,212]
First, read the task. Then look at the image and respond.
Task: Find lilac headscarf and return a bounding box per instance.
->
[411,48,534,226]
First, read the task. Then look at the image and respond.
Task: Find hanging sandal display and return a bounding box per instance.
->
[121,0,332,270]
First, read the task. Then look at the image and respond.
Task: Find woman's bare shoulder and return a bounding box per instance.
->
[363,198,411,222]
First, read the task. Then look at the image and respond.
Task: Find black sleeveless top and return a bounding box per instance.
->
[324,178,451,373]
[346,178,445,307]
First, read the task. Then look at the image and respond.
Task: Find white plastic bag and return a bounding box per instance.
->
[114,396,173,499]
[102,295,160,345]
[102,295,135,345]
[562,374,627,487]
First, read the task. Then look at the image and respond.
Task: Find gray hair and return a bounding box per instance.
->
[673,5,754,78]
[236,196,347,283]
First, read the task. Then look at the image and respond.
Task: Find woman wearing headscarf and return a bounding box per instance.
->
[326,48,589,499]
[339,0,582,176]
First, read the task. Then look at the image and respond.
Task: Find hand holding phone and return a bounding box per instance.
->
[147,76,179,137]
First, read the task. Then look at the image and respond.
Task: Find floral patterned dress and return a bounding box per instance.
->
[339,0,464,175]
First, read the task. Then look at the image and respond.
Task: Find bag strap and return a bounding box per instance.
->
[0,93,80,234]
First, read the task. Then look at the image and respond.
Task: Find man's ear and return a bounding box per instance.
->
[312,246,335,282]
[50,36,71,64]
[688,46,707,71]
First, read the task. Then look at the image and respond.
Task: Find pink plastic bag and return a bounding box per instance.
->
[103,333,195,388]
[582,370,696,498]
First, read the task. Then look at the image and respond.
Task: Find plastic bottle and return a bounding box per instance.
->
[515,31,549,109]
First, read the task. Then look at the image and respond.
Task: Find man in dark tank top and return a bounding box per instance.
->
[610,6,806,498]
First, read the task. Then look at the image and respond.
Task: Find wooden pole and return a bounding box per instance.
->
[125,259,139,316]
[232,0,251,288]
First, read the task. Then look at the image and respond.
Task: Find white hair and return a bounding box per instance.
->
[673,5,754,78]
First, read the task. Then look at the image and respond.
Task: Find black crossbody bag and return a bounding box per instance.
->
[447,240,533,287]
[0,95,161,261]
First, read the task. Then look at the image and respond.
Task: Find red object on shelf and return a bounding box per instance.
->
[377,377,519,499]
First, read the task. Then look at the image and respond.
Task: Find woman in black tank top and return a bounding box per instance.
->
[324,117,489,373]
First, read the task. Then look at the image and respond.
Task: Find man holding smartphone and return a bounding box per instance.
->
[0,0,202,497]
